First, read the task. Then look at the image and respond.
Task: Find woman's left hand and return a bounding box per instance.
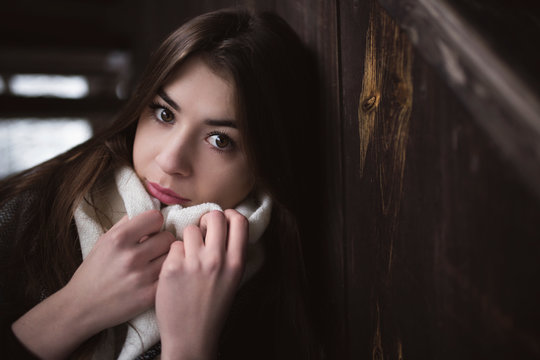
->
[156,209,248,360]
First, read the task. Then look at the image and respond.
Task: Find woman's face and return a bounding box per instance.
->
[132,56,254,209]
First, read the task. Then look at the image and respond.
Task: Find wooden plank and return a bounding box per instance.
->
[340,0,540,358]
[262,2,347,358]
[339,0,415,357]
[404,52,540,358]
[338,0,371,357]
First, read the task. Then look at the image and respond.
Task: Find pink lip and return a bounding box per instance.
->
[146,181,191,205]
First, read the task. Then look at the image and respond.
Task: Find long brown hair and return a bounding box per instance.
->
[1,8,321,359]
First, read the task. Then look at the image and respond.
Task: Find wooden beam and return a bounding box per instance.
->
[378,0,540,199]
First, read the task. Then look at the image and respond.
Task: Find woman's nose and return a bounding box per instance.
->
[155,132,193,176]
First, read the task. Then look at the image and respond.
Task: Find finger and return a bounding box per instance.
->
[111,215,129,229]
[137,231,176,262]
[169,240,185,258]
[148,252,169,280]
[157,241,185,278]
[121,210,164,245]
[96,215,129,245]
[199,210,227,253]
[183,225,204,257]
[223,209,248,266]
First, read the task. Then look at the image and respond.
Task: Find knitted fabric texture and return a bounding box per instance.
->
[74,166,272,360]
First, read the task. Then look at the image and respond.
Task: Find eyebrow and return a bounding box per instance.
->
[158,89,179,111]
[204,119,237,129]
[158,89,237,129]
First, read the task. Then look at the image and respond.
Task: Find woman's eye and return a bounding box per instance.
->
[154,107,174,123]
[207,133,233,150]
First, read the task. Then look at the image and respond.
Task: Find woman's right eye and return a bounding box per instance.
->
[149,103,174,123]
[154,107,174,123]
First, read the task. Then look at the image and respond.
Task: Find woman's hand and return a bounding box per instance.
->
[68,209,175,329]
[156,209,248,360]
[12,209,175,359]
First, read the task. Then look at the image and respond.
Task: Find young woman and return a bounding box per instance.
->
[0,8,321,360]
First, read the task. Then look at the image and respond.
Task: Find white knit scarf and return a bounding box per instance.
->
[73,166,272,359]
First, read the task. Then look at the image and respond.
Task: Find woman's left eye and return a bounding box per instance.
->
[206,133,234,150]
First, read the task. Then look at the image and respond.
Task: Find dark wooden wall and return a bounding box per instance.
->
[2,0,540,358]
[144,1,540,358]
[338,0,540,358]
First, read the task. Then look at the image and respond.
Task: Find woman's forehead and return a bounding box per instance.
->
[166,54,235,90]
[160,56,238,121]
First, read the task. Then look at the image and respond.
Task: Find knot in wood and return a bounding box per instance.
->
[362,95,378,112]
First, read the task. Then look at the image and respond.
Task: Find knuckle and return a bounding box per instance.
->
[236,214,249,228]
[184,224,198,232]
[137,210,163,230]
[223,209,238,216]
[161,260,182,277]
[109,228,128,247]
[209,209,224,217]
[146,209,163,222]
[226,210,248,226]
[184,258,201,273]
[205,210,225,222]
[125,270,145,289]
[204,254,223,272]
[132,269,146,284]
[227,257,244,274]
[170,240,183,250]
[183,224,200,238]
[121,252,139,270]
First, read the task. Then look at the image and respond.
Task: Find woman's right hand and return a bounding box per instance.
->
[12,209,175,359]
[68,209,175,330]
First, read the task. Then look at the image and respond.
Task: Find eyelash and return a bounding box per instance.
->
[148,101,236,153]
[206,130,236,153]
